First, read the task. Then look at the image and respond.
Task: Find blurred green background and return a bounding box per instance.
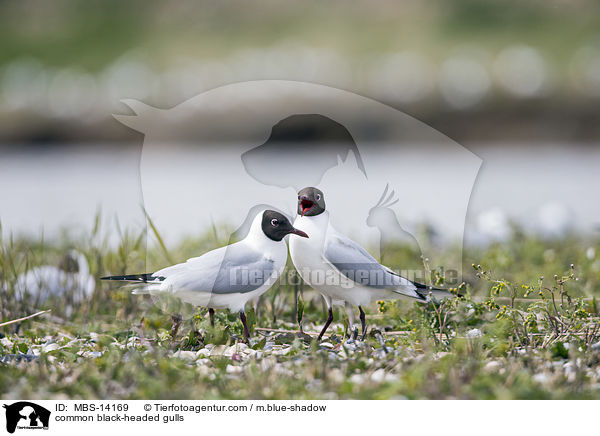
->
[1,0,600,142]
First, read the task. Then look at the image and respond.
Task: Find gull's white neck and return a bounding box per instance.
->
[294,210,329,224]
[293,210,330,240]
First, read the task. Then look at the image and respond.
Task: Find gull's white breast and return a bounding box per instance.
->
[291,214,367,305]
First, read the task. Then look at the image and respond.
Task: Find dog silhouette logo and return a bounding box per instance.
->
[2,402,50,433]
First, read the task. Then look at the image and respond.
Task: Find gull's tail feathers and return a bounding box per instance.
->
[394,287,428,302]
[101,274,166,295]
[100,273,165,283]
[413,281,456,302]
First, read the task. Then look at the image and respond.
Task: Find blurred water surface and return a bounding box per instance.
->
[0,143,598,247]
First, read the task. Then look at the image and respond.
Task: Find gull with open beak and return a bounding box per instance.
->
[290,187,453,340]
[102,209,308,342]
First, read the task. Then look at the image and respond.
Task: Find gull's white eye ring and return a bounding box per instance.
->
[271,219,279,226]
[316,194,321,201]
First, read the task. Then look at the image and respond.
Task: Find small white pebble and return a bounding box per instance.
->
[82,351,103,358]
[371,368,386,383]
[210,345,227,356]
[533,373,550,384]
[272,346,291,356]
[466,328,482,338]
[349,374,365,384]
[196,348,211,358]
[223,345,237,357]
[226,365,243,374]
[172,350,196,360]
[41,343,60,353]
[484,361,501,372]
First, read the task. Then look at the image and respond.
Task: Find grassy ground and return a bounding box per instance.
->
[1,223,600,399]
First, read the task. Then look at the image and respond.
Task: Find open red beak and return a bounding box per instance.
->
[300,198,314,216]
[291,228,309,238]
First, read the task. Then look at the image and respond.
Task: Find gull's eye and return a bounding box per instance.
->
[316,194,321,201]
[271,219,279,227]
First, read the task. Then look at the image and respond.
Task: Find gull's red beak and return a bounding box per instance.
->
[291,228,309,238]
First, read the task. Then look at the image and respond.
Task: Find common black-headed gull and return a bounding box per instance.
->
[289,187,453,340]
[102,210,308,341]
[12,250,95,312]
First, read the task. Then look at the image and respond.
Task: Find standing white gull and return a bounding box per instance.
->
[102,210,308,341]
[289,187,453,341]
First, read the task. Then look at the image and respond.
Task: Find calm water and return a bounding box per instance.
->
[0,143,598,247]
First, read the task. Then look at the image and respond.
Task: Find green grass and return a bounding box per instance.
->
[1,222,600,399]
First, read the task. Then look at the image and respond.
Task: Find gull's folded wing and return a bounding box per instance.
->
[164,243,276,294]
[323,230,424,299]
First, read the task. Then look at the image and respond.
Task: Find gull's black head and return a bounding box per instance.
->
[59,251,80,273]
[297,187,326,217]
[261,210,308,241]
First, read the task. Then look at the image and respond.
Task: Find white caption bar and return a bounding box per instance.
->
[0,400,595,436]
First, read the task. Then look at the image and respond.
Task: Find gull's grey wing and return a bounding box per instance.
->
[324,231,417,292]
[164,243,276,294]
[211,244,276,294]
